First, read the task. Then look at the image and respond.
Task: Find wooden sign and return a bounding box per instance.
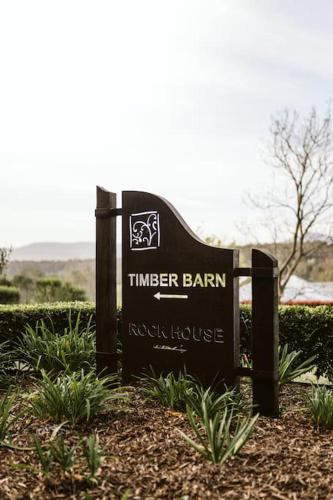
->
[121,191,239,389]
[95,187,279,417]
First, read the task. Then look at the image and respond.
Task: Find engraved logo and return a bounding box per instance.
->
[130,211,160,251]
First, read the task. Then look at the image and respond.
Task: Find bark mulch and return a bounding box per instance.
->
[0,383,332,499]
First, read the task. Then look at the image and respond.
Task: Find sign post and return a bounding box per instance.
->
[121,191,240,389]
[95,187,279,416]
[95,186,118,375]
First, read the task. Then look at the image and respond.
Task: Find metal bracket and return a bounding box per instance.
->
[95,208,123,218]
[234,267,279,278]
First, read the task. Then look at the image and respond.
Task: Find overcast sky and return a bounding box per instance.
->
[1,0,332,247]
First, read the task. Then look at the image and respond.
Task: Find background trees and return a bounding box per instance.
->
[250,107,333,295]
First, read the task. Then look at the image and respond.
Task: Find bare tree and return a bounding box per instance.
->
[251,107,333,295]
[0,247,12,277]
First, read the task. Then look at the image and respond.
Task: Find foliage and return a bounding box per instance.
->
[50,436,76,472]
[250,107,333,293]
[178,401,258,464]
[34,277,87,303]
[0,392,17,442]
[29,370,126,425]
[84,434,102,483]
[186,385,250,420]
[140,370,195,410]
[0,302,333,378]
[0,286,20,305]
[33,434,53,474]
[18,314,95,375]
[307,386,333,429]
[278,344,316,385]
[240,304,333,377]
[12,274,35,304]
[0,302,95,346]
[0,247,12,277]
[241,343,316,386]
[0,341,19,391]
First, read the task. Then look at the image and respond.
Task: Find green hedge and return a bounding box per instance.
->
[0,302,332,377]
[0,302,95,344]
[240,304,333,377]
[0,286,20,304]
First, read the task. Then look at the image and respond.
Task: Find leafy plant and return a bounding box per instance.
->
[307,385,333,429]
[50,436,76,473]
[178,402,258,464]
[0,286,20,305]
[18,314,96,375]
[278,344,316,385]
[241,345,316,386]
[0,392,17,442]
[0,341,17,390]
[33,434,53,474]
[84,434,102,483]
[186,385,250,420]
[140,370,196,410]
[34,277,87,303]
[29,370,126,425]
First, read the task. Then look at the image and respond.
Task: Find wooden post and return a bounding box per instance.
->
[252,249,279,417]
[95,186,118,375]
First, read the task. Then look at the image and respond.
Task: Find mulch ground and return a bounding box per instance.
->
[0,383,333,499]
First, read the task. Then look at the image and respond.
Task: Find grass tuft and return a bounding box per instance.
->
[29,370,126,425]
[307,385,333,429]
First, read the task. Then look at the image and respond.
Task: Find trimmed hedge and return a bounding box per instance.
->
[0,302,95,344]
[0,302,332,377]
[240,304,333,377]
[0,286,20,304]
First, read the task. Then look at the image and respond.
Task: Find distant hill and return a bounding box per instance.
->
[12,242,95,261]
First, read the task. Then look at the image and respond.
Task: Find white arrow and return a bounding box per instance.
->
[154,292,188,301]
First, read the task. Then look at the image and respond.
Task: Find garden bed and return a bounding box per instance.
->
[0,383,332,499]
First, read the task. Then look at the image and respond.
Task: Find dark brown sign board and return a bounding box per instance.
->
[95,187,279,416]
[122,190,239,389]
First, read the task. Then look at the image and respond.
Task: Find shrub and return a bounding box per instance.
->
[307,386,333,429]
[241,344,317,386]
[187,385,250,420]
[29,370,126,425]
[0,392,17,442]
[34,278,87,303]
[18,313,95,375]
[0,302,333,378]
[50,436,77,473]
[84,434,102,483]
[0,341,18,391]
[140,370,195,410]
[178,402,258,464]
[278,344,316,385]
[0,286,20,305]
[0,302,95,345]
[240,304,333,377]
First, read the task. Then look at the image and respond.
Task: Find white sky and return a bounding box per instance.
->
[1,0,332,247]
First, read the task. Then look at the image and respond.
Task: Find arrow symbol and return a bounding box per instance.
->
[154,292,188,301]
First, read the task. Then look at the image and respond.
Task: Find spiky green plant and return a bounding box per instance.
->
[241,345,316,386]
[186,385,250,420]
[29,370,126,425]
[50,436,76,473]
[140,370,195,410]
[0,341,18,390]
[84,434,102,483]
[0,392,17,442]
[18,313,96,376]
[278,344,316,385]
[178,402,258,464]
[307,385,333,429]
[33,434,53,474]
